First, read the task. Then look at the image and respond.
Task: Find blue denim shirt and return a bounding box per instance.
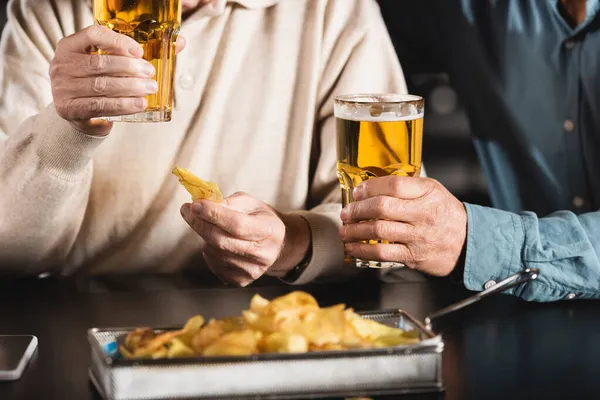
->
[404,0,600,301]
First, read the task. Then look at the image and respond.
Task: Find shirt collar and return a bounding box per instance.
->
[192,0,278,18]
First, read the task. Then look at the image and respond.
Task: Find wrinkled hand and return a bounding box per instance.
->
[181,192,311,286]
[50,25,186,136]
[339,176,467,276]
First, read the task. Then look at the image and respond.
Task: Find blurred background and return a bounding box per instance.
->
[0,0,489,206]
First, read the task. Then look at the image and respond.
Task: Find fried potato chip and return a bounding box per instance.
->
[124,328,156,352]
[167,338,196,358]
[263,332,308,354]
[202,329,262,357]
[191,319,226,353]
[249,294,270,314]
[265,291,319,315]
[172,166,223,202]
[120,291,420,360]
[176,315,205,346]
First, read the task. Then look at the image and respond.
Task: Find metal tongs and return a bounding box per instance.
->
[423,268,540,331]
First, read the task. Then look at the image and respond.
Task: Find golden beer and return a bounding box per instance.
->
[334,94,424,268]
[93,0,182,122]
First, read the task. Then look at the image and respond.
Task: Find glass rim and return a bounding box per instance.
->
[334,93,423,105]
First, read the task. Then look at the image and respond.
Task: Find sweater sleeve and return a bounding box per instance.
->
[284,0,409,285]
[0,0,104,274]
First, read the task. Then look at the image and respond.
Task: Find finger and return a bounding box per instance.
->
[340,220,416,243]
[191,200,272,241]
[341,196,419,224]
[353,176,435,201]
[344,242,417,267]
[56,54,155,78]
[56,97,147,120]
[224,192,271,214]
[186,216,269,264]
[175,35,186,54]
[60,76,158,98]
[203,246,264,287]
[62,25,143,57]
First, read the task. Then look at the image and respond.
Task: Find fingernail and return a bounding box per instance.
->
[129,45,143,57]
[146,80,158,93]
[339,225,347,239]
[141,62,155,77]
[180,203,191,218]
[353,185,364,200]
[192,202,203,214]
[340,207,348,221]
[134,97,146,109]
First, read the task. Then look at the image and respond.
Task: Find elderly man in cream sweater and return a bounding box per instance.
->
[0,0,428,286]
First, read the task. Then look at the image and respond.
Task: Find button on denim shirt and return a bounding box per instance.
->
[390,0,600,301]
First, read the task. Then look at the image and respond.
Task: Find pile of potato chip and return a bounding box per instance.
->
[119,291,419,360]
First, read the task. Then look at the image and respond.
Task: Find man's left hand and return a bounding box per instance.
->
[181,192,310,286]
[339,176,467,276]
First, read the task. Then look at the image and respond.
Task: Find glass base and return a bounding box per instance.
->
[347,257,405,269]
[103,110,171,123]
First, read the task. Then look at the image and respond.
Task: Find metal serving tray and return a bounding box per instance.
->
[88,268,540,400]
[89,309,442,400]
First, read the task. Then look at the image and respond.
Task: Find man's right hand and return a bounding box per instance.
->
[49,25,186,136]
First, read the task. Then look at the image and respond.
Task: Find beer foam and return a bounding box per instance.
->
[334,110,424,122]
[334,106,424,122]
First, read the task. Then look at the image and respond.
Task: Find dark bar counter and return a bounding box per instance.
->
[0,275,598,400]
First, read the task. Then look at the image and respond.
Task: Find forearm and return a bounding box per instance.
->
[463,203,600,302]
[0,105,104,274]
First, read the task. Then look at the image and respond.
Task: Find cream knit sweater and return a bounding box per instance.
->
[0,0,409,283]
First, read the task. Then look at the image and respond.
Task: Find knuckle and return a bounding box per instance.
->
[374,196,391,212]
[230,220,247,237]
[85,25,104,39]
[91,76,107,94]
[423,201,441,225]
[114,34,130,52]
[205,207,219,223]
[214,236,230,252]
[48,60,61,79]
[83,25,102,43]
[88,98,105,115]
[408,245,428,264]
[88,54,106,72]
[390,178,404,196]
[372,221,389,239]
[372,245,391,261]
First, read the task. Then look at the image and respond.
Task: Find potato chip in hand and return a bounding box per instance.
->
[172,166,223,202]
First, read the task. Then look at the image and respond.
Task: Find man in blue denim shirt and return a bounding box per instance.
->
[339,0,600,302]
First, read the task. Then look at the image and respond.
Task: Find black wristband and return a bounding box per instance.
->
[281,242,313,283]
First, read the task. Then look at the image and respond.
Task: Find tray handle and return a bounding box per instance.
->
[424,267,540,330]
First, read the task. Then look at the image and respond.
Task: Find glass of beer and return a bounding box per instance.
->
[334,93,424,268]
[93,0,182,122]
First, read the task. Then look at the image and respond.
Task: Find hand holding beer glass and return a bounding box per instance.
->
[335,94,424,268]
[93,0,182,122]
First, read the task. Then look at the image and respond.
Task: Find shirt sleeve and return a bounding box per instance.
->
[0,0,103,274]
[283,0,408,285]
[463,203,600,302]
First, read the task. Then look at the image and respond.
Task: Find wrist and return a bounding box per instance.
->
[449,242,467,283]
[268,213,312,277]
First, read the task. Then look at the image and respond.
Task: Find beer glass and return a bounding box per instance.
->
[334,93,424,268]
[93,0,182,122]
